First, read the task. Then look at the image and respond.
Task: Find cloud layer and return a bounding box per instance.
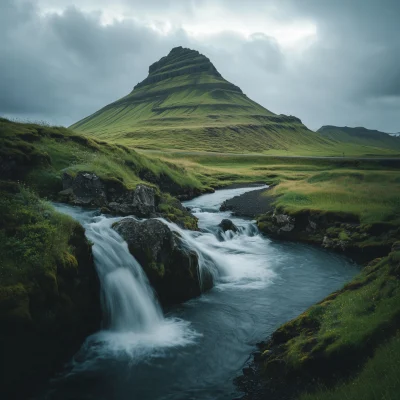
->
[1,0,399,132]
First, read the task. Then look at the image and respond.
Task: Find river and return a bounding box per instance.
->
[41,186,359,400]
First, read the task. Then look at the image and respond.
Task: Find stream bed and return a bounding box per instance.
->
[41,186,359,400]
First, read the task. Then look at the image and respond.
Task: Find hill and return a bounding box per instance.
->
[318,125,400,151]
[70,47,334,153]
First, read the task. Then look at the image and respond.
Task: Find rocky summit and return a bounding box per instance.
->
[70,46,329,152]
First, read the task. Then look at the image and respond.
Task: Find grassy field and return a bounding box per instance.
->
[145,152,400,226]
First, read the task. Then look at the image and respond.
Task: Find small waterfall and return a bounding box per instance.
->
[86,216,162,332]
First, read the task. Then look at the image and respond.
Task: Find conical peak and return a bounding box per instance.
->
[134,46,222,90]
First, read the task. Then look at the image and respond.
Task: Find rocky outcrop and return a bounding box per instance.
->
[113,218,213,304]
[258,209,395,263]
[219,219,238,233]
[59,171,157,217]
[0,223,101,399]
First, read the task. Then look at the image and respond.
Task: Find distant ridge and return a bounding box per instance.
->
[69,47,344,153]
[318,125,400,151]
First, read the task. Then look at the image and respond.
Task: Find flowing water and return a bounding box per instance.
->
[42,187,359,400]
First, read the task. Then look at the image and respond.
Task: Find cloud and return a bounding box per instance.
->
[0,0,399,132]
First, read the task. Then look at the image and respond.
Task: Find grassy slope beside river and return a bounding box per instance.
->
[0,117,210,398]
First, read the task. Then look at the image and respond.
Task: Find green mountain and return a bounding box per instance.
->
[318,125,400,152]
[70,47,332,153]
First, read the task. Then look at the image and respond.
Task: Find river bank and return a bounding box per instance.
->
[230,185,400,400]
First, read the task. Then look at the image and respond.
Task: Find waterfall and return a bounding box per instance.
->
[85,216,162,332]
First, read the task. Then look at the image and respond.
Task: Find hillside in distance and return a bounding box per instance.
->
[318,125,400,152]
[70,47,333,153]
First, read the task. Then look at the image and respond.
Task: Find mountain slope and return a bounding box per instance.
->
[318,125,400,151]
[70,47,332,153]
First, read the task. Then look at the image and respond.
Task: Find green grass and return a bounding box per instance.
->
[301,332,400,400]
[270,170,400,225]
[0,181,79,286]
[0,117,204,197]
[259,253,400,393]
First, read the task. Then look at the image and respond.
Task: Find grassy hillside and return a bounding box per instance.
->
[70,46,340,153]
[318,125,400,152]
[0,117,204,196]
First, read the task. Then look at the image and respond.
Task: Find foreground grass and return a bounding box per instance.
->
[301,332,400,400]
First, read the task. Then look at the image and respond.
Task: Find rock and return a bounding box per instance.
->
[113,218,213,304]
[60,172,157,217]
[257,211,295,236]
[60,171,107,206]
[108,184,156,217]
[219,219,238,233]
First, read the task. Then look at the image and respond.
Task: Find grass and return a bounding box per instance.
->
[0,181,80,286]
[0,117,204,197]
[301,332,400,400]
[270,170,400,225]
[258,252,400,395]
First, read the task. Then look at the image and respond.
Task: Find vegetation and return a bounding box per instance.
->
[0,117,204,197]
[0,181,79,287]
[319,125,400,151]
[255,249,400,399]
[301,332,400,400]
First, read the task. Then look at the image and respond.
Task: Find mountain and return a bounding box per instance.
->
[318,125,400,151]
[70,47,331,153]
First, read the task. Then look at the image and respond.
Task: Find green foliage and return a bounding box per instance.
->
[0,118,203,197]
[263,255,400,384]
[0,181,77,286]
[300,332,400,400]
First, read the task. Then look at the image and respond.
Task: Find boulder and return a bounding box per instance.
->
[113,218,212,304]
[60,172,157,217]
[219,219,239,233]
[108,184,156,217]
[257,211,295,237]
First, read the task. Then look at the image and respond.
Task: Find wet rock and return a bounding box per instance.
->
[219,219,238,233]
[108,184,156,217]
[257,211,295,236]
[113,218,213,304]
[60,172,107,206]
[60,172,156,217]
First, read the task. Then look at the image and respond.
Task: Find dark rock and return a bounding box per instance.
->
[60,172,157,217]
[113,218,213,304]
[219,219,238,233]
[108,184,156,217]
[0,224,101,399]
[242,367,254,376]
[60,171,107,206]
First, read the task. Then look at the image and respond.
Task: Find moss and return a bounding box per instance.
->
[157,194,198,230]
[260,256,400,382]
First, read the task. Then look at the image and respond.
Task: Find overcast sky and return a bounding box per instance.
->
[1,0,399,132]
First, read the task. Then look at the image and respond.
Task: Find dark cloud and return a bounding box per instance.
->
[0,0,399,132]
